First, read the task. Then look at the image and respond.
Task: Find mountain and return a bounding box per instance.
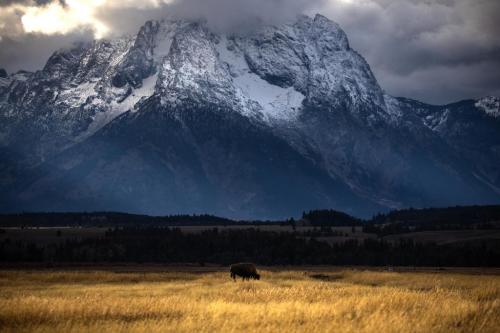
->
[0,14,499,219]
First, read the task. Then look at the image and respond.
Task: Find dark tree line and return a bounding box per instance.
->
[0,212,235,228]
[301,210,362,226]
[1,227,498,267]
[2,205,499,229]
[370,205,500,226]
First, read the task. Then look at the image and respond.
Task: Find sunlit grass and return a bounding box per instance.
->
[0,269,498,332]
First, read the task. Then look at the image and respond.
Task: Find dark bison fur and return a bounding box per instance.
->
[230,263,260,281]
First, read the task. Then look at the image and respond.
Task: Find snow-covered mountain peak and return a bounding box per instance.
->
[230,14,384,111]
[0,13,394,156]
[156,22,238,109]
[312,13,350,51]
[0,14,389,139]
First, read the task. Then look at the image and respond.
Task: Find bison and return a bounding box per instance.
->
[230,263,260,281]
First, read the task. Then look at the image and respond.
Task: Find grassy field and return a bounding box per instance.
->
[0,268,499,332]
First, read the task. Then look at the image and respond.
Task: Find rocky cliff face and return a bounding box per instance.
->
[0,14,499,218]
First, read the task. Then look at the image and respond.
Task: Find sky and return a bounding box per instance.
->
[0,0,499,104]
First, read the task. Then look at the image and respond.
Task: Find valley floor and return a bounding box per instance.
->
[0,268,499,332]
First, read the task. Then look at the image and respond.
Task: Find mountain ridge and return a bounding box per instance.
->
[0,14,499,218]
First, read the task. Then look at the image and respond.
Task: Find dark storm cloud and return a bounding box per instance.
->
[165,0,326,32]
[0,0,29,6]
[92,0,327,36]
[319,0,500,103]
[0,0,499,104]
[0,0,54,6]
[0,32,93,73]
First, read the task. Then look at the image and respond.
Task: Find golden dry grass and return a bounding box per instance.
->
[0,269,499,333]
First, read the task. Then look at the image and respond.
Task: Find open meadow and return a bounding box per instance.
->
[0,268,499,333]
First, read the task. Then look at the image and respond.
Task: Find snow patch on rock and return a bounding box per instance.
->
[423,109,450,131]
[383,95,403,121]
[77,74,158,141]
[234,72,304,122]
[216,36,304,122]
[152,19,188,61]
[476,96,500,118]
[116,73,158,113]
[58,82,98,108]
